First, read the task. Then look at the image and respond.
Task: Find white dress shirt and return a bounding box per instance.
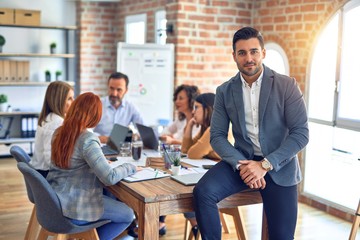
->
[93,96,144,136]
[240,71,264,156]
[31,113,63,170]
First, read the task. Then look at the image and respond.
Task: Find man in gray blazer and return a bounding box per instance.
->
[193,27,309,240]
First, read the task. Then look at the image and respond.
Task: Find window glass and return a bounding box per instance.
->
[155,10,167,45]
[307,15,338,122]
[305,2,360,212]
[263,43,289,75]
[125,14,146,44]
[337,6,360,122]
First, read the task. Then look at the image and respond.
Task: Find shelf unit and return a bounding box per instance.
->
[0,23,77,156]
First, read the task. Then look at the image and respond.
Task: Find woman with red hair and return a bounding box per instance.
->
[47,92,139,240]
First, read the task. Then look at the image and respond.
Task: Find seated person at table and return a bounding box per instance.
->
[31,81,74,178]
[181,93,233,235]
[160,84,200,145]
[94,72,144,143]
[47,92,141,240]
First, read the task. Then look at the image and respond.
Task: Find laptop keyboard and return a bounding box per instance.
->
[101,145,118,156]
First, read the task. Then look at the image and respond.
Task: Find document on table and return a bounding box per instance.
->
[123,167,170,183]
[178,167,208,175]
[181,158,218,168]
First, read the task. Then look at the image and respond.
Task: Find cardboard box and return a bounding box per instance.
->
[14,9,40,26]
[0,8,14,25]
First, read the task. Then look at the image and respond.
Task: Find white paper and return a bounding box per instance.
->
[123,167,170,182]
[181,158,218,168]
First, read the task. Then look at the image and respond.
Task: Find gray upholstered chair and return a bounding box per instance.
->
[16,162,110,240]
[10,145,39,240]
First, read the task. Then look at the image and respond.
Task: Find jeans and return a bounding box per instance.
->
[193,161,298,240]
[71,195,134,240]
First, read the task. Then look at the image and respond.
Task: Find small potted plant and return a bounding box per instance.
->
[50,42,56,54]
[0,35,5,53]
[0,94,8,112]
[170,154,181,176]
[55,70,62,81]
[45,70,51,82]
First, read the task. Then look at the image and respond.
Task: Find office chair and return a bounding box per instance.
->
[10,145,39,240]
[16,162,110,240]
[349,199,360,240]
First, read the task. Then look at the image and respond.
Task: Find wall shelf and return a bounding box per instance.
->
[0,81,75,87]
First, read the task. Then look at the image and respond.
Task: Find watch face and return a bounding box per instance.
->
[262,160,270,169]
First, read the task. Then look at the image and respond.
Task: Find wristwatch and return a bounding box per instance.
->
[261,158,273,171]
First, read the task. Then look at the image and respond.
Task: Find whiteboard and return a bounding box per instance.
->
[117,43,174,126]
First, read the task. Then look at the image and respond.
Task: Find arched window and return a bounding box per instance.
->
[263,42,289,75]
[304,0,360,211]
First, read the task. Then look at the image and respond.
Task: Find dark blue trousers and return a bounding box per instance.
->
[193,161,298,240]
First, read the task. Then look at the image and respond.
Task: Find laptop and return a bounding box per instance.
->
[101,124,130,156]
[136,123,159,150]
[170,173,206,186]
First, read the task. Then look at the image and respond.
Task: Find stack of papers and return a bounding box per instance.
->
[181,158,218,168]
[123,167,170,182]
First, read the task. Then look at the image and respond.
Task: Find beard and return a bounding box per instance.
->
[238,61,262,77]
[109,95,121,106]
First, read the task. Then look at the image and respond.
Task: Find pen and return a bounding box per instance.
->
[154,170,159,178]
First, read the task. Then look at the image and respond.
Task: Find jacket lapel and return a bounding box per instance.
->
[258,65,274,125]
[230,73,249,141]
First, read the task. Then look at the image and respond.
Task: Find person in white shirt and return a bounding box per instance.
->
[160,84,200,145]
[30,81,74,177]
[93,72,144,143]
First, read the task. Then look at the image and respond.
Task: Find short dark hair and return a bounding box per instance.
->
[232,27,264,52]
[108,72,129,87]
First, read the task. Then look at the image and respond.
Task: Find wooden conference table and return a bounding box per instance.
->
[107,158,268,240]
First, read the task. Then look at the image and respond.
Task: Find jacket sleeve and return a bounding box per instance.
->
[82,133,136,186]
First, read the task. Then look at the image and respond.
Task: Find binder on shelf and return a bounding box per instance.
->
[21,115,38,138]
[16,61,24,82]
[3,60,10,82]
[0,61,3,82]
[9,61,17,82]
[23,61,30,82]
[21,117,28,138]
[27,117,33,137]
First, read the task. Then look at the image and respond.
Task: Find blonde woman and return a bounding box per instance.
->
[31,81,74,177]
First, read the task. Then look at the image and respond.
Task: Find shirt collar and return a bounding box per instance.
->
[240,70,264,88]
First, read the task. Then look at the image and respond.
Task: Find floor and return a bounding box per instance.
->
[0,157,358,240]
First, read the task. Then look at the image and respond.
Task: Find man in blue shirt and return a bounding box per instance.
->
[94,72,144,143]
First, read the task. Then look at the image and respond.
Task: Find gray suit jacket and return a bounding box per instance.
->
[210,65,309,187]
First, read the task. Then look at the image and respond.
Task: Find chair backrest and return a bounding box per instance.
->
[16,162,109,234]
[10,145,32,164]
[10,145,34,203]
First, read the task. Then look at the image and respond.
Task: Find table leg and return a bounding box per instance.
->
[137,202,160,240]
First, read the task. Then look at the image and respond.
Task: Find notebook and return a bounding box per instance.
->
[123,167,170,182]
[170,173,206,186]
[136,123,159,150]
[101,124,130,156]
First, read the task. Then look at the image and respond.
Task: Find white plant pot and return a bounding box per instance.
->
[171,165,181,176]
[0,103,7,112]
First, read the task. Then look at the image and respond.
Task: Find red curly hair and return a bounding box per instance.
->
[51,92,102,169]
